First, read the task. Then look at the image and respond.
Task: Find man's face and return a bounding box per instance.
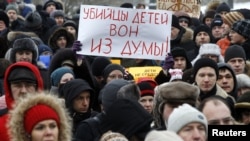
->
[221,23,230,36]
[65,26,76,37]
[73,91,90,113]
[46,4,56,14]
[178,122,207,141]
[0,20,6,31]
[217,69,234,93]
[139,95,154,114]
[195,67,217,93]
[171,26,180,40]
[173,56,187,70]
[7,10,17,22]
[212,26,223,39]
[54,16,64,26]
[10,81,36,101]
[15,50,33,63]
[229,30,246,44]
[205,18,213,27]
[195,31,210,47]
[227,58,245,74]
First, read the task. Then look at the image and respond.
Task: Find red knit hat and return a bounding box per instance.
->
[137,81,155,97]
[24,104,60,134]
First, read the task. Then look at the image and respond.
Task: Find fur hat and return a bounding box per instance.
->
[145,130,184,141]
[167,103,208,133]
[153,81,200,125]
[223,11,244,27]
[50,67,74,87]
[210,14,223,28]
[216,2,230,13]
[193,58,219,80]
[224,45,246,63]
[24,11,42,29]
[174,11,191,26]
[100,131,128,141]
[91,56,111,76]
[10,38,38,64]
[172,15,182,30]
[191,43,224,65]
[235,91,250,109]
[137,81,154,97]
[236,74,250,89]
[101,79,130,111]
[0,10,9,28]
[231,19,250,39]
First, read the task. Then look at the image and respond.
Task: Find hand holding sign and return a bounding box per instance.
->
[162,53,174,75]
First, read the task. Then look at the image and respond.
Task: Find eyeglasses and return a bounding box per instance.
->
[11,82,37,89]
[208,117,235,125]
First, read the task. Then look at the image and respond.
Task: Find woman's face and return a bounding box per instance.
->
[106,70,124,83]
[31,119,59,141]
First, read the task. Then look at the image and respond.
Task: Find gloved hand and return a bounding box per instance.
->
[72,40,82,52]
[162,53,174,71]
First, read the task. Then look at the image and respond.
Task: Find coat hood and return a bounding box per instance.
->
[4,62,44,109]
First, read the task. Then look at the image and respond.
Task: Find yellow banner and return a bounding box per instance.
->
[127,66,162,82]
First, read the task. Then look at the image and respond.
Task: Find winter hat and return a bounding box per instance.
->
[174,11,191,26]
[224,45,246,63]
[191,43,224,65]
[235,91,250,109]
[172,15,182,30]
[222,11,244,27]
[100,131,128,141]
[154,81,199,107]
[231,19,250,39]
[167,103,207,133]
[62,79,94,108]
[137,81,154,97]
[236,74,250,89]
[91,56,111,76]
[202,10,216,24]
[38,44,53,55]
[145,130,184,141]
[50,67,74,87]
[210,14,223,28]
[101,79,130,111]
[169,69,183,82]
[137,77,158,89]
[24,104,60,134]
[8,67,36,84]
[10,38,38,64]
[5,4,18,13]
[63,20,78,31]
[102,64,125,82]
[43,0,58,10]
[236,8,250,20]
[120,3,133,8]
[171,47,192,69]
[50,9,65,18]
[216,2,230,14]
[193,58,219,80]
[0,10,9,28]
[193,24,213,41]
[24,11,42,29]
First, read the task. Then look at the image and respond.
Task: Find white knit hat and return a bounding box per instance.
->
[167,104,208,133]
[169,69,183,82]
[191,43,224,65]
[145,130,183,141]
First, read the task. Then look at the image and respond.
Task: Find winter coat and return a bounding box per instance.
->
[0,62,44,141]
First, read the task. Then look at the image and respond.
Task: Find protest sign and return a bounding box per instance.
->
[77,5,172,60]
[128,66,162,82]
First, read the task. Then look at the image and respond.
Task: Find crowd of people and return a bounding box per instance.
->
[0,0,249,141]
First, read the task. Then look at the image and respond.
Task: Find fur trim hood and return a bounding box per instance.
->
[180,27,193,43]
[7,31,38,43]
[8,93,72,141]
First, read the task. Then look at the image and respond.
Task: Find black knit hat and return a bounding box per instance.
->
[193,58,219,80]
[224,45,246,63]
[91,56,111,76]
[193,24,213,42]
[232,19,250,39]
[216,2,230,13]
[103,64,125,82]
[211,14,223,29]
[171,47,192,69]
[172,15,181,30]
[0,10,9,28]
[63,20,78,31]
[202,10,216,24]
[10,38,38,64]
[24,11,42,29]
